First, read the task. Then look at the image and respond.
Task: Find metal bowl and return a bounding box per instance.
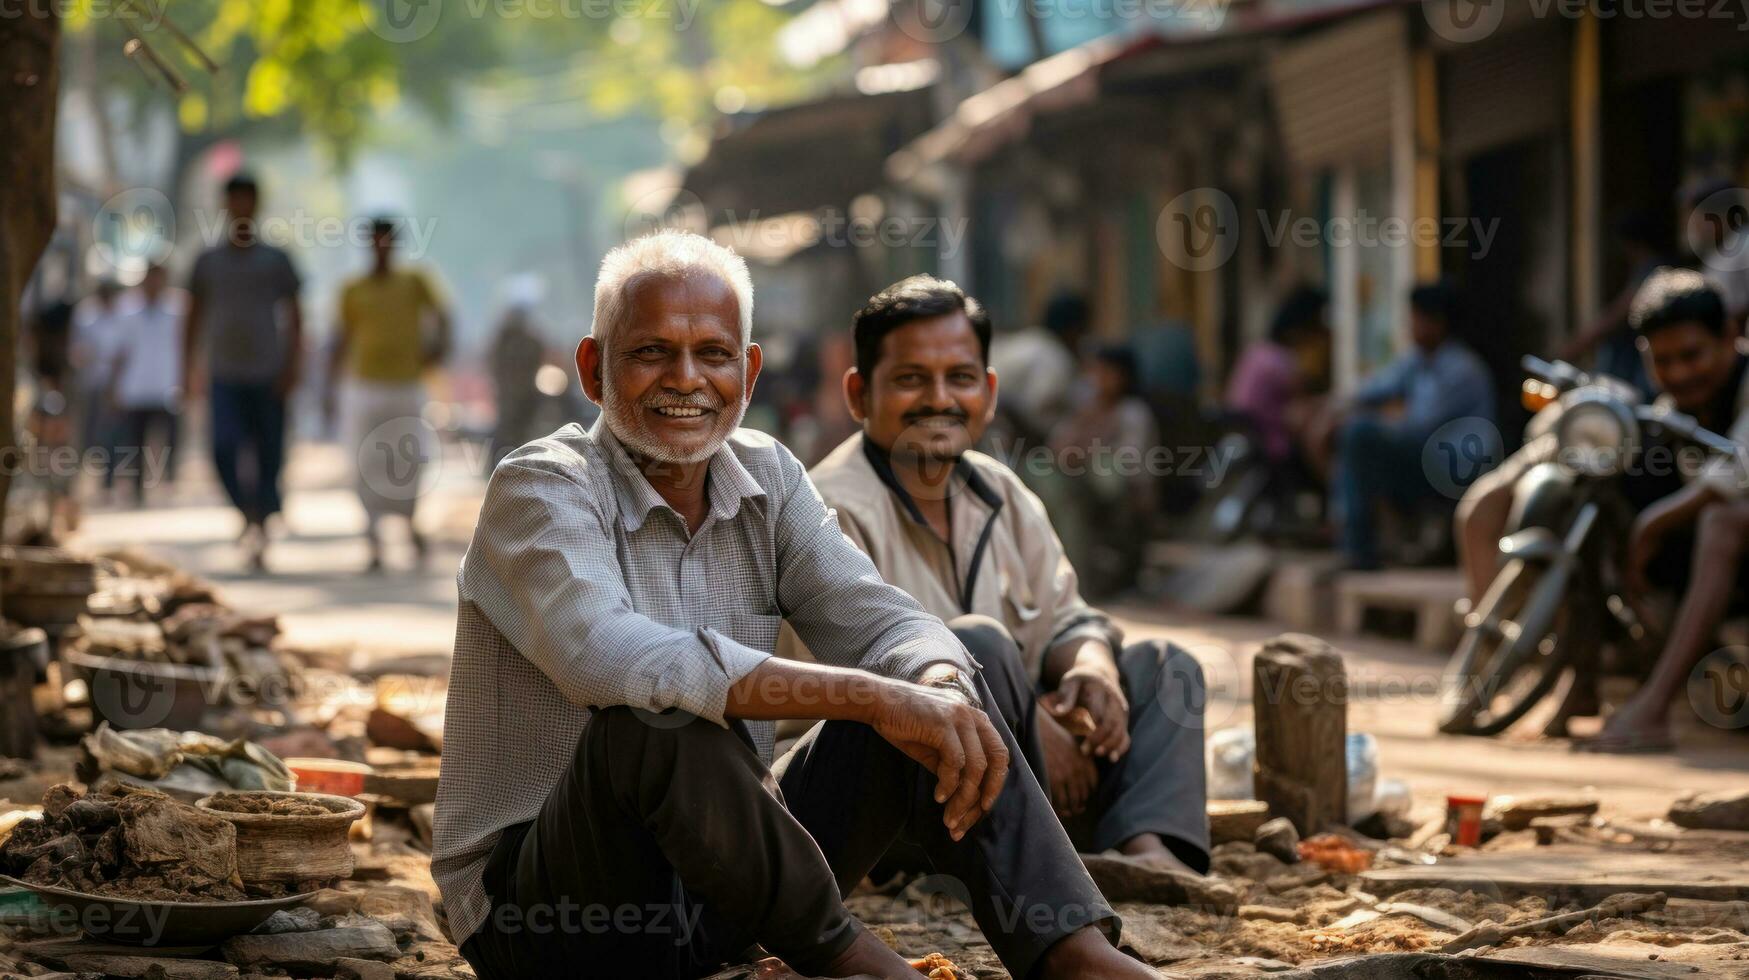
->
[0,875,314,946]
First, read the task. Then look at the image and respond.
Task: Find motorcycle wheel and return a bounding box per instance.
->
[1437,561,1595,736]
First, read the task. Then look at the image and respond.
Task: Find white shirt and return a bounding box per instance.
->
[110,290,187,410]
[72,298,127,389]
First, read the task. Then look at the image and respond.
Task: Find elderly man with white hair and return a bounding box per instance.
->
[433,231,1150,980]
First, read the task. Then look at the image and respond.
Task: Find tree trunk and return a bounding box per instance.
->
[1,7,64,619]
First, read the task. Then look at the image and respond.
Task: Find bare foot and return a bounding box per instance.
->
[1541,675,1602,739]
[1036,925,1154,980]
[1117,833,1197,875]
[817,928,923,979]
[1574,698,1674,754]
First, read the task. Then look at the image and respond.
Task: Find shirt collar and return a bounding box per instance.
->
[592,416,766,533]
[858,433,1001,529]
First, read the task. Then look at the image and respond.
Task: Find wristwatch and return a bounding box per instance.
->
[923,667,984,711]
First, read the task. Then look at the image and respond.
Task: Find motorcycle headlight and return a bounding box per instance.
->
[1556,399,1635,477]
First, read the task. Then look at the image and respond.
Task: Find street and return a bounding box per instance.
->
[70,435,1749,826]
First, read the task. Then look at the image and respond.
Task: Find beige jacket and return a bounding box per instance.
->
[784,433,1121,681]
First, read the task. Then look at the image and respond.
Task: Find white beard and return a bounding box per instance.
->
[601,368,747,465]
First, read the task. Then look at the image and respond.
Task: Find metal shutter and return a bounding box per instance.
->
[1267,9,1408,169]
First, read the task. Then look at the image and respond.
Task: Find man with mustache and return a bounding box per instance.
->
[799,275,1211,877]
[434,232,1152,980]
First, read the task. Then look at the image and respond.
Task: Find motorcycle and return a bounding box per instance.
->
[1437,356,1742,736]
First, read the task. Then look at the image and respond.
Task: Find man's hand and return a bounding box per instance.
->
[1037,709,1097,818]
[868,676,1009,842]
[1044,659,1130,762]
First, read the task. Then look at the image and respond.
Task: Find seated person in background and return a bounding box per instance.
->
[1594,271,1749,751]
[1321,282,1496,569]
[802,275,1211,876]
[1557,210,1668,398]
[1049,342,1161,592]
[1457,268,1749,742]
[436,233,1149,980]
[1226,285,1329,468]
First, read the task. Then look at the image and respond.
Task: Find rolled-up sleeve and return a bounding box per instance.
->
[460,461,768,727]
[771,447,971,680]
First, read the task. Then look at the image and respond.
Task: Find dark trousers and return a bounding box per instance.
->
[460,619,1117,980]
[119,407,178,503]
[1336,415,1443,568]
[912,619,1209,874]
[209,381,285,525]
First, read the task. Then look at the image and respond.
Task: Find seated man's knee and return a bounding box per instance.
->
[1126,641,1207,726]
[948,614,1031,713]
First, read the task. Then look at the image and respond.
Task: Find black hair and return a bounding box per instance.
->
[370,216,399,240]
[1091,341,1139,397]
[852,275,991,378]
[1409,281,1458,325]
[224,172,259,197]
[1270,286,1327,344]
[1043,292,1089,339]
[1630,266,1728,338]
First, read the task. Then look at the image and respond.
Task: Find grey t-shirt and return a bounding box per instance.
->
[187,243,301,383]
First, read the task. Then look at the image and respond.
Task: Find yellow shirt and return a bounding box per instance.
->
[338,268,443,383]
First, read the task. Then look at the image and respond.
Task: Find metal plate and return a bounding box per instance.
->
[0,875,315,946]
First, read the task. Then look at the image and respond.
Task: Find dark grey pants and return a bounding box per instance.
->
[952,617,1211,871]
[460,618,1117,980]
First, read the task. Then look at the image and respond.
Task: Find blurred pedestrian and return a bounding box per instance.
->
[183,172,305,571]
[327,216,452,571]
[1050,342,1159,596]
[71,278,125,503]
[1225,285,1329,467]
[1324,282,1495,570]
[990,292,1084,446]
[487,293,548,468]
[107,264,185,506]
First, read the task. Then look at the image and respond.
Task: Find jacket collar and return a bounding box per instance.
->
[858,433,1002,529]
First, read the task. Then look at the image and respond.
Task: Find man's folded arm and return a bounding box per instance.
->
[461,461,769,727]
[771,448,972,682]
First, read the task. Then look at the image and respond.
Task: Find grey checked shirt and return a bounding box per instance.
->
[433,419,973,941]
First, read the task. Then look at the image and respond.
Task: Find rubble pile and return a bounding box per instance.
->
[0,784,246,901]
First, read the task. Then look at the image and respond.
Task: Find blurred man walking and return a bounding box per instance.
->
[183,173,305,571]
[108,264,185,506]
[327,216,452,571]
